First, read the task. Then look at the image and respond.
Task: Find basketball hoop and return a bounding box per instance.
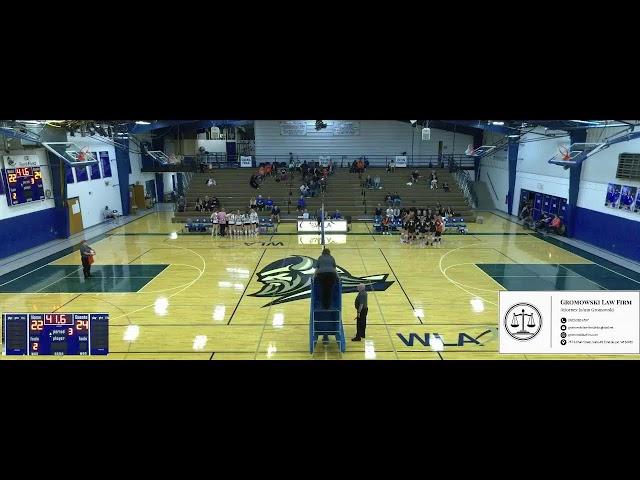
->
[465,144,475,156]
[559,145,571,161]
[77,146,93,162]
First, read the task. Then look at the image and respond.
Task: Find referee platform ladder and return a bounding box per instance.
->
[309,276,346,354]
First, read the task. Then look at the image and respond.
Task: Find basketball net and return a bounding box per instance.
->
[77,146,93,162]
[559,146,571,161]
[465,144,475,156]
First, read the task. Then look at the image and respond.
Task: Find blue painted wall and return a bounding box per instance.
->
[0,207,68,259]
[574,207,640,262]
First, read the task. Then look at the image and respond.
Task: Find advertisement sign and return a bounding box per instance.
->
[240,156,253,168]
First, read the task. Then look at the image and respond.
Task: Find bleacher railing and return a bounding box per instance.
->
[143,153,476,172]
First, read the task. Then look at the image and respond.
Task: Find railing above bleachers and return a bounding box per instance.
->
[142,153,476,172]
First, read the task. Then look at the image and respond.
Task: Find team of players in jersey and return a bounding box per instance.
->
[375,204,449,246]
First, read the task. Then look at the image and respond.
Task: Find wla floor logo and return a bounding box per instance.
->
[250,255,394,307]
[396,329,495,348]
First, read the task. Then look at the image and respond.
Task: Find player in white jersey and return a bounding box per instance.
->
[250,209,259,236]
[210,210,219,237]
[235,210,244,237]
[241,211,250,236]
[227,212,236,236]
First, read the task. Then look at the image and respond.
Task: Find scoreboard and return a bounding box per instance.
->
[2,313,109,356]
[4,166,45,206]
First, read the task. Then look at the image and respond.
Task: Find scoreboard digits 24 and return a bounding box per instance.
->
[4,166,45,206]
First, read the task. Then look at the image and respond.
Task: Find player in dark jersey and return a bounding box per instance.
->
[418,218,428,246]
[428,219,437,246]
[434,216,445,245]
[406,218,416,244]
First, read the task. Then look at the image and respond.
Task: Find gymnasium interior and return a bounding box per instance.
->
[1,119,639,360]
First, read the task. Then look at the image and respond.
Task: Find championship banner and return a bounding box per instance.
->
[240,156,253,168]
[395,155,407,168]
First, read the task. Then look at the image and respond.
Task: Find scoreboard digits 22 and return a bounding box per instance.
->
[4,166,45,206]
[2,313,109,356]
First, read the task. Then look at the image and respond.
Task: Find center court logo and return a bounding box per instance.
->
[249,255,394,307]
[503,303,543,341]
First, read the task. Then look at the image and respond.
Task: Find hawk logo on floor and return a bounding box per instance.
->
[249,255,394,307]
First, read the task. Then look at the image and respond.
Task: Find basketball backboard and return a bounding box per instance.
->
[147,151,170,164]
[41,142,99,166]
[467,145,496,157]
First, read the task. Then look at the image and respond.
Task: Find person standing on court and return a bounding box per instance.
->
[315,248,338,310]
[80,240,96,279]
[352,283,368,342]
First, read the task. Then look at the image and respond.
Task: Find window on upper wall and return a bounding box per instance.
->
[65,164,75,184]
[90,161,101,180]
[100,151,112,178]
[616,153,640,181]
[75,165,89,182]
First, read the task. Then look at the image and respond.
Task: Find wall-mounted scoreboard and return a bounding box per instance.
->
[4,166,45,206]
[2,313,109,356]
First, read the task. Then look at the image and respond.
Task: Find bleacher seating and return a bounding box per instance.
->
[174,166,475,224]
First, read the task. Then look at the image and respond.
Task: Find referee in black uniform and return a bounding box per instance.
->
[352,283,368,341]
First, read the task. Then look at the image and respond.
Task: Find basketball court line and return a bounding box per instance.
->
[356,243,399,359]
[438,241,499,307]
[109,246,207,321]
[34,267,84,293]
[127,249,152,264]
[378,248,424,324]
[227,249,267,325]
[51,294,83,313]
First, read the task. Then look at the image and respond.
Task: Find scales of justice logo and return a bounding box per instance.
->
[503,303,543,341]
[249,255,394,307]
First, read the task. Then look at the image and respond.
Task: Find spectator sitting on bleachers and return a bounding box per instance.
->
[411,169,420,184]
[302,209,310,219]
[374,204,383,222]
[386,205,394,219]
[445,206,457,216]
[387,159,396,173]
[177,196,186,212]
[249,174,260,189]
[271,204,281,224]
[297,195,306,212]
[331,209,343,220]
[430,174,438,190]
[364,174,373,189]
[392,192,402,206]
[256,195,265,211]
[373,175,381,189]
[195,197,203,212]
[443,181,450,192]
[211,196,220,209]
[300,184,310,197]
[319,177,327,194]
[206,177,216,187]
[385,193,393,206]
[265,197,274,210]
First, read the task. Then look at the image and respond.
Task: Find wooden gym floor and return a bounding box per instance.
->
[2,210,640,360]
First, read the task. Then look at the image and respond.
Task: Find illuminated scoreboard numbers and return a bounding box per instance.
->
[4,166,45,207]
[2,313,109,356]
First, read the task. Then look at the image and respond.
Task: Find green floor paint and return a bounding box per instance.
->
[0,264,169,293]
